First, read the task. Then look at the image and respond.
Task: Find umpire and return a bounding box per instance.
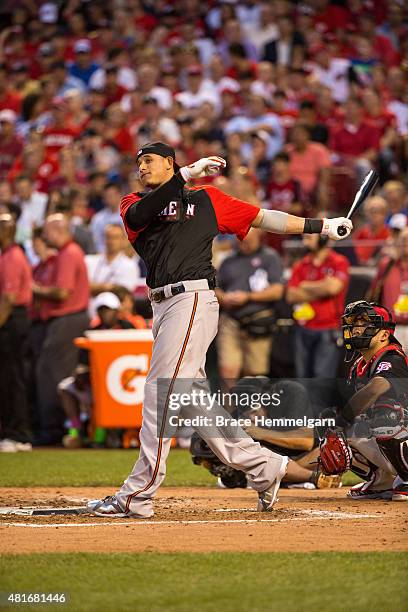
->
[33,214,89,445]
[0,214,32,452]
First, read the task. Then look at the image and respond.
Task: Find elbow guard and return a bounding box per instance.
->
[258,209,289,233]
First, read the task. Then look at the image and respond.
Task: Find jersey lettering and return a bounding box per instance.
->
[375,361,392,373]
[186,203,196,216]
[158,200,181,221]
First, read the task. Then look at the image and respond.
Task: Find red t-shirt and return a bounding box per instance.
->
[288,250,350,330]
[0,244,32,306]
[7,153,60,193]
[330,121,380,156]
[43,125,79,154]
[0,135,23,180]
[364,110,396,137]
[46,241,89,318]
[353,224,391,264]
[372,257,408,324]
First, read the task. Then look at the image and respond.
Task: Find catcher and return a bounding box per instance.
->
[191,377,342,490]
[319,300,408,501]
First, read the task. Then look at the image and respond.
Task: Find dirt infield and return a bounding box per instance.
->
[0,487,407,554]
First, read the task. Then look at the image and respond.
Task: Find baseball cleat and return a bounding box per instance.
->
[347,482,392,500]
[0,439,32,452]
[392,482,408,502]
[87,495,133,518]
[0,439,18,453]
[257,456,289,512]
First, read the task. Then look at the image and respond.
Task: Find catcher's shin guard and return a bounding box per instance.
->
[377,437,408,481]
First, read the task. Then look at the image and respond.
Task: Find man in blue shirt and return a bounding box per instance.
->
[68,39,99,88]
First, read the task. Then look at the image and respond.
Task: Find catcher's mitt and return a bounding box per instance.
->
[319,428,353,475]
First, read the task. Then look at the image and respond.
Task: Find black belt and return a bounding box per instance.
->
[151,278,216,303]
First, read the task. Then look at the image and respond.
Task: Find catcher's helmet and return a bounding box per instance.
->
[342,301,398,359]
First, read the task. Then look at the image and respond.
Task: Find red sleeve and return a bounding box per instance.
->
[120,193,143,242]
[204,185,260,240]
[332,256,349,283]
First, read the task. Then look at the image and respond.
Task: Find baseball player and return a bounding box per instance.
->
[87,142,352,518]
[320,301,408,501]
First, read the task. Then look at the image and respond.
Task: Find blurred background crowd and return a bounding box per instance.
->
[0,0,407,451]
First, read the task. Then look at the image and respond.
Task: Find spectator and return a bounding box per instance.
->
[216,229,284,379]
[113,286,147,330]
[136,63,172,111]
[8,140,60,194]
[330,97,379,184]
[49,61,86,97]
[59,291,135,449]
[175,64,219,112]
[309,45,350,104]
[33,214,89,445]
[244,4,278,56]
[85,223,139,314]
[353,196,391,264]
[382,180,408,221]
[298,101,329,145]
[286,233,350,379]
[43,97,79,154]
[68,39,100,87]
[286,123,331,209]
[0,109,23,179]
[0,63,22,113]
[225,94,283,161]
[262,14,305,67]
[265,152,305,216]
[89,47,137,92]
[55,197,95,255]
[137,96,180,147]
[104,103,135,154]
[14,175,48,245]
[90,182,122,252]
[0,213,32,452]
[369,227,408,351]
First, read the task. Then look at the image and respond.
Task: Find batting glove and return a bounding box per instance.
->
[180,156,226,181]
[321,217,353,241]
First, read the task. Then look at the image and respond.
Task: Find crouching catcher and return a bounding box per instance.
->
[319,300,408,501]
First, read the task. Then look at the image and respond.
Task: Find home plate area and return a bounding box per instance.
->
[0,487,406,553]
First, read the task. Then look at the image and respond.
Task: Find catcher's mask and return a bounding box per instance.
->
[342,301,398,361]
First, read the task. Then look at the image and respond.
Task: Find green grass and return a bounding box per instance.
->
[0,449,361,488]
[1,552,406,612]
[0,449,215,488]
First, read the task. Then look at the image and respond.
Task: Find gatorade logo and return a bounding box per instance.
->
[106,355,149,405]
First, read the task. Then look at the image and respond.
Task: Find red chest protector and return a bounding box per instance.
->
[351,343,408,382]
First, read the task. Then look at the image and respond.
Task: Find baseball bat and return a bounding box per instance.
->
[337,170,379,237]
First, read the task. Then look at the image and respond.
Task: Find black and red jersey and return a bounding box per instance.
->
[120,173,259,289]
[349,343,408,404]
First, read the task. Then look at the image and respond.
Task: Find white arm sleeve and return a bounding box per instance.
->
[257,209,289,233]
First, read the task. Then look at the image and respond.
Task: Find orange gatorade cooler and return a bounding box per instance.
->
[75,329,154,428]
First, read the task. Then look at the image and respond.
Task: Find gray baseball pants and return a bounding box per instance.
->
[115,283,287,517]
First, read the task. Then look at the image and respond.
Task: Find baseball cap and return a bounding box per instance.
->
[94,292,121,311]
[389,213,407,231]
[39,2,58,24]
[0,109,17,123]
[38,42,55,57]
[136,141,180,171]
[74,39,92,54]
[372,304,400,345]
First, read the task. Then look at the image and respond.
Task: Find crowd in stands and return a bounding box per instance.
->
[0,0,407,451]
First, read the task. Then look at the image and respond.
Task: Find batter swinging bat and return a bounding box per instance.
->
[337,170,379,237]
